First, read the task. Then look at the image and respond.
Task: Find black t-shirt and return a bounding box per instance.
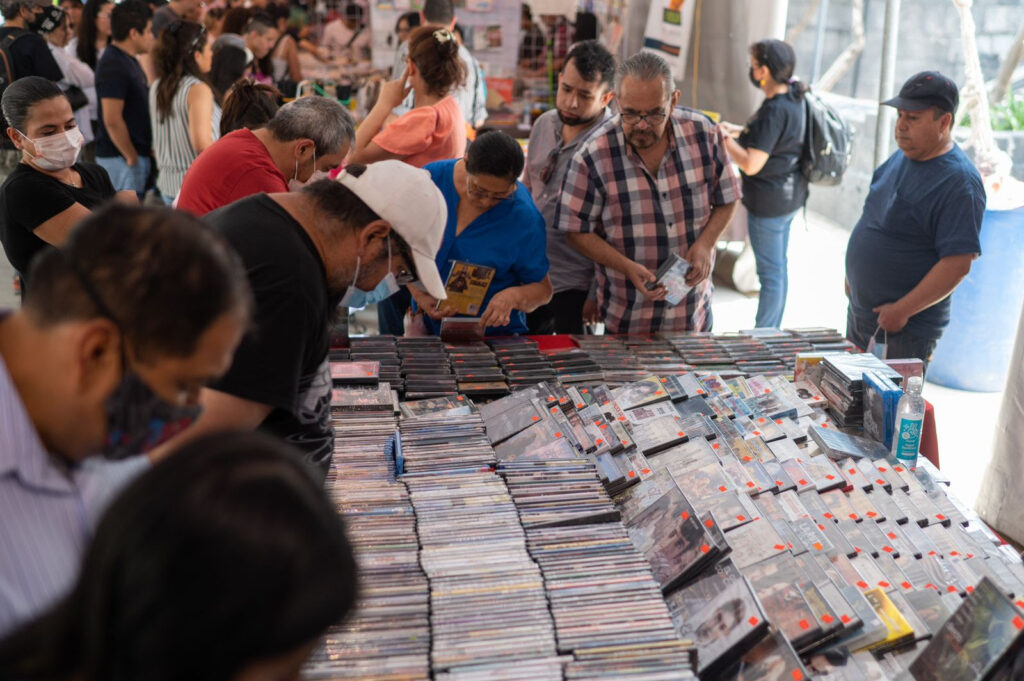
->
[0,161,116,274]
[94,45,152,158]
[0,28,63,150]
[737,91,809,217]
[204,194,334,478]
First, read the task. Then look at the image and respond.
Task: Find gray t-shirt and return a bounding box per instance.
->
[523,107,611,294]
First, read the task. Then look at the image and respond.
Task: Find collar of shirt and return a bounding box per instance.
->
[0,350,78,495]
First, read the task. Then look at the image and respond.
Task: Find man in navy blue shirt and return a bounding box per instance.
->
[844,71,985,365]
[94,0,154,198]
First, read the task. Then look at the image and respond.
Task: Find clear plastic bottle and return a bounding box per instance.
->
[891,376,925,466]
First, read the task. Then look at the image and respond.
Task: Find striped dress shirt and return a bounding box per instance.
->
[554,108,741,335]
[0,353,148,637]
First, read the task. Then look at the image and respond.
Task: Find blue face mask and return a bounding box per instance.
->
[339,236,401,309]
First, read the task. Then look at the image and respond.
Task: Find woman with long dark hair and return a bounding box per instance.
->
[721,39,810,329]
[0,431,358,681]
[70,0,112,70]
[149,20,215,204]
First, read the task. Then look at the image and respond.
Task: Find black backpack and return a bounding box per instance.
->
[801,88,853,186]
[0,28,31,148]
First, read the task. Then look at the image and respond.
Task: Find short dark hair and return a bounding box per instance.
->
[0,431,357,680]
[421,0,454,25]
[466,129,524,181]
[244,10,274,35]
[1,76,66,132]
[23,205,252,363]
[407,24,465,98]
[564,40,615,89]
[394,10,420,34]
[110,0,152,42]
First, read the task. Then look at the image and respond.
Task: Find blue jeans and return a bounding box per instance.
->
[747,208,799,328]
[96,155,150,198]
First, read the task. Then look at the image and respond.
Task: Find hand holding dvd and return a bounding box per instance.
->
[625,260,667,300]
[408,285,457,320]
[479,287,517,328]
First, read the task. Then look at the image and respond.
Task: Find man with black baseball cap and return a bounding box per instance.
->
[844,70,985,365]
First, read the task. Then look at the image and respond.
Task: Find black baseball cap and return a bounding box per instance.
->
[882,71,959,114]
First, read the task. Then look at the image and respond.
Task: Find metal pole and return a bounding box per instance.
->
[874,0,901,168]
[810,0,831,83]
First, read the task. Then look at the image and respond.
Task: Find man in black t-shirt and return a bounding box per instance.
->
[0,0,64,174]
[149,161,450,479]
[94,0,154,198]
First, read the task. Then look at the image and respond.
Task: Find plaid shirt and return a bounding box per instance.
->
[554,107,741,335]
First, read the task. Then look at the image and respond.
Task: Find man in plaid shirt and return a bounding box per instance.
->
[555,51,741,335]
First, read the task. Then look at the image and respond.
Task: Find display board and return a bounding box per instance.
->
[642,0,697,82]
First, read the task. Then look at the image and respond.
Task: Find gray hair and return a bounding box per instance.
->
[616,51,675,97]
[266,97,355,157]
[0,0,36,19]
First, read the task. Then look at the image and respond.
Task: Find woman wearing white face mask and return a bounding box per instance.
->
[0,77,136,285]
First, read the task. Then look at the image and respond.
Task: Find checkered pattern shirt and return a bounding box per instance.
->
[554,107,741,335]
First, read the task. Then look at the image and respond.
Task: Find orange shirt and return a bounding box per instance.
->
[374,96,467,168]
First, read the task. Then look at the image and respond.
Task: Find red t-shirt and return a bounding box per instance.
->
[176,129,288,216]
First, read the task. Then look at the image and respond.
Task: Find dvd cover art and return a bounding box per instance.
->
[440,261,495,315]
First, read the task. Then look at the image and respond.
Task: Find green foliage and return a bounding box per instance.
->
[963,90,1024,132]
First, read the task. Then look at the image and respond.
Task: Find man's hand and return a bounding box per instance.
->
[844,277,851,299]
[582,298,600,325]
[377,68,412,110]
[624,260,667,301]
[682,241,713,286]
[873,302,910,333]
[480,288,518,328]
[409,286,457,320]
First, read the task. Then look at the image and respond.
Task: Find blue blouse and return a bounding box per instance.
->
[421,159,549,336]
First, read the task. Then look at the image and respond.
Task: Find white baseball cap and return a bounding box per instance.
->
[335,161,448,300]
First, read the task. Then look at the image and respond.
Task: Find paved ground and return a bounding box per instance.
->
[2,209,1004,511]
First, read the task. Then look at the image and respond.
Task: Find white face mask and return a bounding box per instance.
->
[288,149,329,191]
[18,127,84,171]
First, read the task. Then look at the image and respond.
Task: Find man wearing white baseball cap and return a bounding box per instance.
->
[149,161,447,479]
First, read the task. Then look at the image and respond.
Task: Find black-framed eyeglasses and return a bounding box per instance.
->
[620,109,669,126]
[169,21,207,54]
[390,235,418,285]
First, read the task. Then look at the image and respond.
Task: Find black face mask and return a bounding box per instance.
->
[748,67,761,88]
[26,8,48,32]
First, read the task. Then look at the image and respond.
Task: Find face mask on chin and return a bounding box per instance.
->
[18,127,85,171]
[103,363,202,460]
[339,236,401,309]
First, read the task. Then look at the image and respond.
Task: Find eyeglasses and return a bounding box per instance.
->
[466,176,516,202]
[620,109,669,126]
[391,236,419,285]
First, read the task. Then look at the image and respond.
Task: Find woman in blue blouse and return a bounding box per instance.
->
[410,130,553,336]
